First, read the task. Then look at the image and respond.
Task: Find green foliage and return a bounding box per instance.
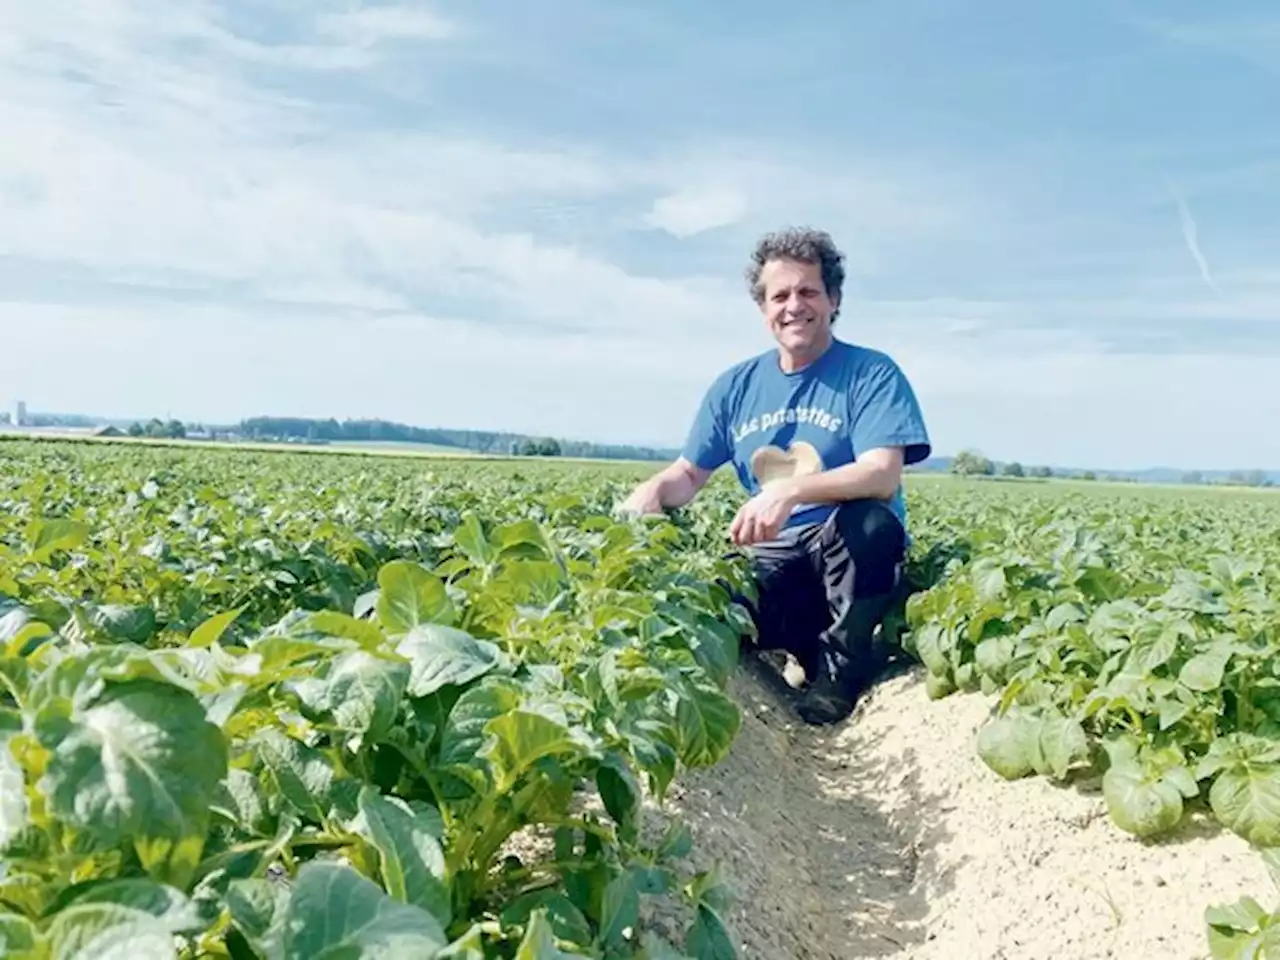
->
[0,440,753,958]
[904,483,1280,845]
[896,481,1280,954]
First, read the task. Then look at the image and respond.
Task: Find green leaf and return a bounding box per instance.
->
[638,931,695,959]
[972,560,1007,602]
[482,704,586,793]
[1262,848,1280,892]
[974,636,1014,681]
[436,925,486,959]
[278,861,448,959]
[305,611,388,650]
[225,878,288,957]
[376,561,455,634]
[685,904,737,960]
[1210,764,1280,848]
[27,518,91,563]
[396,625,501,698]
[293,652,409,741]
[36,679,227,887]
[254,728,338,823]
[452,513,496,568]
[48,878,203,935]
[1045,602,1085,632]
[913,624,950,678]
[1038,716,1090,780]
[88,605,157,644]
[597,753,641,842]
[674,676,740,768]
[439,679,523,784]
[187,608,244,649]
[356,786,451,928]
[976,715,1041,780]
[45,903,177,960]
[494,519,553,561]
[0,914,43,959]
[1102,757,1187,838]
[1206,896,1269,933]
[597,871,640,948]
[657,820,693,861]
[515,910,575,959]
[501,893,592,947]
[0,736,28,850]
[1180,647,1233,692]
[1204,896,1280,959]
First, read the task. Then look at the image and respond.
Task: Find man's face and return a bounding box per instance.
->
[758,257,838,356]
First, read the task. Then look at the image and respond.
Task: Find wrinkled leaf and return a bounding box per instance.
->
[376,561,455,634]
[37,679,227,886]
[279,861,448,959]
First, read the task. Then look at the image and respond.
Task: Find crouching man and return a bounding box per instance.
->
[618,227,931,725]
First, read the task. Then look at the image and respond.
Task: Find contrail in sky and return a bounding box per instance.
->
[1167,180,1224,297]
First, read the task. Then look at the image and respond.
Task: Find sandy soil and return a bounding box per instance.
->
[648,661,1273,960]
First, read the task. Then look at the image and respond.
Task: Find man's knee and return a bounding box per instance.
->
[822,499,906,594]
[826,499,905,556]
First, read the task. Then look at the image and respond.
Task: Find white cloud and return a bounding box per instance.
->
[0,0,964,343]
[644,186,748,237]
[316,6,459,46]
[905,347,1280,470]
[5,297,1280,469]
[1135,12,1280,76]
[0,301,742,446]
[1168,181,1224,297]
[2,0,1275,470]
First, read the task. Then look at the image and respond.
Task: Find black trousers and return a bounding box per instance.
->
[740,499,907,678]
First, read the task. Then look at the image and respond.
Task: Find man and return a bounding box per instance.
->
[618,227,931,724]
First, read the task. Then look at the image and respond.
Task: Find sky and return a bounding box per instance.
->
[0,0,1277,471]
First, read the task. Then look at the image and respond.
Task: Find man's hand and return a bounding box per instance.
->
[729,482,798,546]
[616,482,665,518]
[615,458,713,519]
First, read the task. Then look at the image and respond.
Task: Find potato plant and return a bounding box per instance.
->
[0,441,753,958]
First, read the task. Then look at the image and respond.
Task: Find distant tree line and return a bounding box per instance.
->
[950,450,1055,479]
[126,419,187,439]
[236,417,676,461]
[949,449,1274,486]
[1180,469,1272,488]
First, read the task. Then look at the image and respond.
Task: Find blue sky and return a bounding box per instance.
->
[0,0,1277,470]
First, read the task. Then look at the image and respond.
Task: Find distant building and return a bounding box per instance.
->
[12,400,26,426]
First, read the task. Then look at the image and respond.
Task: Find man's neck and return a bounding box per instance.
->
[777,335,834,373]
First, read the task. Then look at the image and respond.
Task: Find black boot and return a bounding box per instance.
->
[796,647,863,724]
[796,592,897,725]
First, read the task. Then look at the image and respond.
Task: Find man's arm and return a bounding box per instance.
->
[618,457,715,516]
[779,446,904,504]
[728,447,903,546]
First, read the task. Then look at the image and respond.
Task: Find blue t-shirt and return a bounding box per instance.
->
[681,339,931,531]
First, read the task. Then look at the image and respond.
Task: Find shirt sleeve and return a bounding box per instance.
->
[680,375,732,471]
[849,355,932,465]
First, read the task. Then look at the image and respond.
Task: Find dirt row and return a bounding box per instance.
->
[649,663,1271,959]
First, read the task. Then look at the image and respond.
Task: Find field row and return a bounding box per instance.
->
[4,440,1280,957]
[0,442,754,958]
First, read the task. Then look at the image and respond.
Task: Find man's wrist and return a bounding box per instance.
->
[776,478,806,509]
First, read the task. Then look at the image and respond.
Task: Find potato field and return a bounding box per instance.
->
[1,438,1278,959]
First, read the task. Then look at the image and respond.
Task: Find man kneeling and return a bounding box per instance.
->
[618,227,931,724]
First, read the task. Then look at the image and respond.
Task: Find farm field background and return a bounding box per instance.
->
[1,437,1278,958]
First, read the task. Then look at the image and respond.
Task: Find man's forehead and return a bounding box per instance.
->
[761,258,822,287]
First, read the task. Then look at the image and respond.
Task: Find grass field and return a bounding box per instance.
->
[1,436,1278,958]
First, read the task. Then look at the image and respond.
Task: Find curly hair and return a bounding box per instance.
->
[744,226,847,322]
